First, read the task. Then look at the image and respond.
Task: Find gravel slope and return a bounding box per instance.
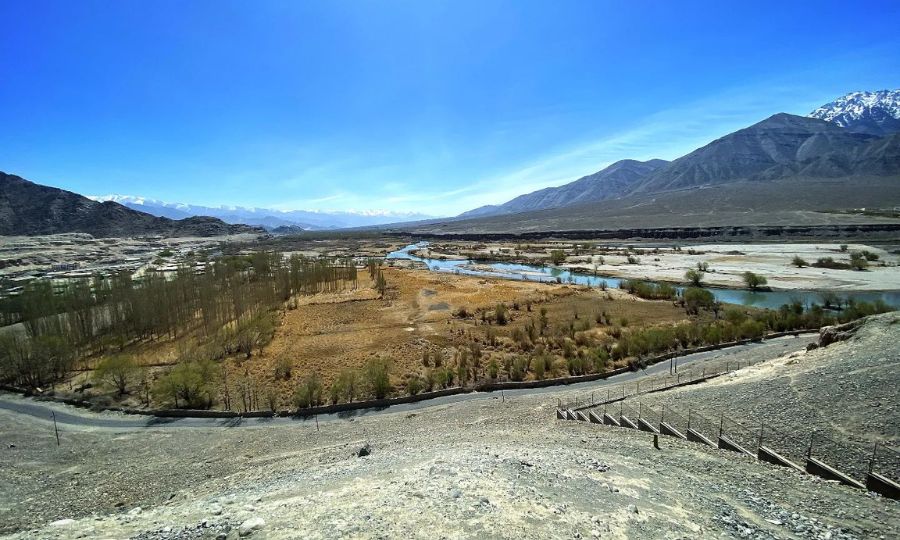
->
[1,325,898,539]
[590,313,900,478]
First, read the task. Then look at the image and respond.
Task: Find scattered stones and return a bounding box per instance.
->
[238,517,265,537]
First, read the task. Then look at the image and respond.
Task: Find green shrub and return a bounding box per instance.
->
[94,355,139,395]
[487,358,499,380]
[152,358,218,409]
[495,303,508,325]
[685,269,704,286]
[849,252,869,271]
[293,373,323,409]
[273,355,292,380]
[619,280,676,300]
[364,357,392,399]
[406,376,424,396]
[683,287,715,314]
[742,272,767,290]
[549,250,566,265]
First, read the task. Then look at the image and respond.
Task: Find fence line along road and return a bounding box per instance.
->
[557,397,900,500]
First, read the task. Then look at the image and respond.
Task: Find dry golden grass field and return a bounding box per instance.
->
[234,267,689,409]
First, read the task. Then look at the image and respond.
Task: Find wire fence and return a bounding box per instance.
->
[637,401,662,427]
[758,421,810,467]
[807,431,880,481]
[619,402,640,425]
[870,443,900,484]
[560,398,900,489]
[554,344,900,490]
[559,355,770,411]
[686,409,719,442]
[660,405,689,434]
[719,415,760,455]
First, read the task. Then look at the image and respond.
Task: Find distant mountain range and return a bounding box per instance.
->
[448,90,900,226]
[87,195,436,230]
[4,89,898,238]
[0,172,263,237]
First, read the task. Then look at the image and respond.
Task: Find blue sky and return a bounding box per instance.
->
[1,1,899,217]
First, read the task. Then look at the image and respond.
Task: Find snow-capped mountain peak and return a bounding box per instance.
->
[808,89,900,135]
[88,194,163,206]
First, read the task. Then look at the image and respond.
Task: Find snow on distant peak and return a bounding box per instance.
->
[88,194,163,206]
[88,194,429,218]
[808,89,900,127]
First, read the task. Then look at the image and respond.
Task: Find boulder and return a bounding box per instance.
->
[238,517,265,537]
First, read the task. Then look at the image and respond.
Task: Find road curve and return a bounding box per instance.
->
[0,334,815,430]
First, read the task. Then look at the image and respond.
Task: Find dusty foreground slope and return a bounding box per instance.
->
[2,321,899,539]
[602,312,900,479]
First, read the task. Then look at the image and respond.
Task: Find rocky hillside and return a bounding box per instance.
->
[459,159,669,218]
[631,113,898,193]
[0,172,264,237]
[453,90,900,225]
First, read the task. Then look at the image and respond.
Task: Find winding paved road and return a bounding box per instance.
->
[0,334,815,430]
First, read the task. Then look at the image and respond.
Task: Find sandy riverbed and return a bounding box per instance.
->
[564,242,900,291]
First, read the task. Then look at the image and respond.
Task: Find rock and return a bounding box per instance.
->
[238,516,265,537]
[626,504,638,514]
[210,503,224,516]
[357,444,371,457]
[127,507,142,516]
[50,519,76,527]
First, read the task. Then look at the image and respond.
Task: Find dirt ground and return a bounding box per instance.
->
[1,319,898,539]
[586,312,900,481]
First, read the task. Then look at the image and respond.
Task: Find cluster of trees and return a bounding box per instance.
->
[447,296,892,386]
[291,357,392,409]
[620,280,677,300]
[0,252,362,391]
[368,258,387,296]
[793,249,878,271]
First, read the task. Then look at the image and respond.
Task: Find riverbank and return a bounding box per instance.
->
[563,242,900,292]
[393,241,900,308]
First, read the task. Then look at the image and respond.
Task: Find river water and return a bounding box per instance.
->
[386,243,900,309]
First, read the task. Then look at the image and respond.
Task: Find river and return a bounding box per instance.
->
[386,243,900,309]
